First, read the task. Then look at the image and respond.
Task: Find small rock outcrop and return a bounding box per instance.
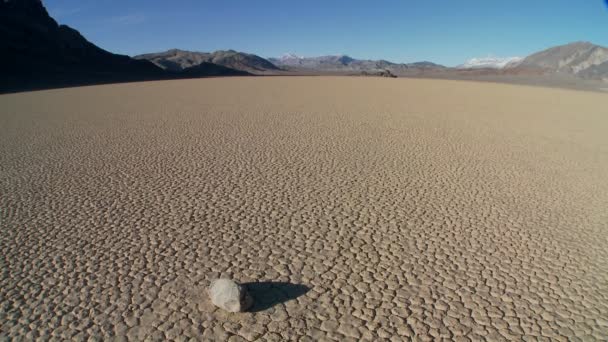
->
[360,69,397,78]
[208,279,253,313]
[378,69,398,78]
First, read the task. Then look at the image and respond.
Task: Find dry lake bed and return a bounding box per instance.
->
[1,77,607,341]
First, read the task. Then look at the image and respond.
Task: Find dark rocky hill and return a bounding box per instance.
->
[0,1,252,93]
[0,0,166,92]
[135,49,279,74]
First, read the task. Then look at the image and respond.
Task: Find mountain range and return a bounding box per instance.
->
[267,54,445,74]
[134,49,278,74]
[2,0,608,93]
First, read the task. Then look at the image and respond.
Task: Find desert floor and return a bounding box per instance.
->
[1,77,607,341]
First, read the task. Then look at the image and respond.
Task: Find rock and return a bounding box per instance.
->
[379,69,398,78]
[208,279,253,313]
[360,69,397,78]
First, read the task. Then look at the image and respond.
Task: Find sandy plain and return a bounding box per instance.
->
[1,77,607,341]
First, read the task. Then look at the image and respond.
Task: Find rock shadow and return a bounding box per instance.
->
[243,281,310,313]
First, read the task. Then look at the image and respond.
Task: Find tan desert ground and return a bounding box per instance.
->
[1,77,608,341]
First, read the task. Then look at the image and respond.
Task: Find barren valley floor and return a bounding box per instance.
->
[1,77,607,341]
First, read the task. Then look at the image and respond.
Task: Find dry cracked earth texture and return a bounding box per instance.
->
[1,77,608,341]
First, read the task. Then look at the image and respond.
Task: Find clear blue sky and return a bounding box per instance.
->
[45,0,608,66]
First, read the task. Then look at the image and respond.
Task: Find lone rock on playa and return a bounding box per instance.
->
[208,279,253,313]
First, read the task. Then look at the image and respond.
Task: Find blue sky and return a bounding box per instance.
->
[45,0,608,66]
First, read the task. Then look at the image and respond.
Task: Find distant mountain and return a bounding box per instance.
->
[274,53,304,64]
[407,61,446,69]
[270,54,355,69]
[180,62,250,77]
[135,49,279,74]
[0,0,165,92]
[268,54,445,74]
[458,56,523,69]
[513,42,608,79]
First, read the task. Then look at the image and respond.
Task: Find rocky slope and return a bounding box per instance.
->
[0,1,254,92]
[0,0,165,91]
[180,62,250,77]
[513,42,608,79]
[135,49,279,74]
[577,61,608,81]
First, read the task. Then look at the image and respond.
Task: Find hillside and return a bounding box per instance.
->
[0,0,164,92]
[135,49,279,74]
[513,41,608,79]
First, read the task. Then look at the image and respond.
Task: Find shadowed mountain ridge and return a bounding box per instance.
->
[0,0,165,91]
[135,49,279,74]
[0,0,249,93]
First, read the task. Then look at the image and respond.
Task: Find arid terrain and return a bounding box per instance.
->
[1,77,607,341]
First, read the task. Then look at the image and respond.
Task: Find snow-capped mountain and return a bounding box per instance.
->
[276,53,303,63]
[458,56,523,69]
[269,54,355,68]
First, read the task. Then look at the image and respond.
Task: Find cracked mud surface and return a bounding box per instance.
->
[1,77,608,341]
